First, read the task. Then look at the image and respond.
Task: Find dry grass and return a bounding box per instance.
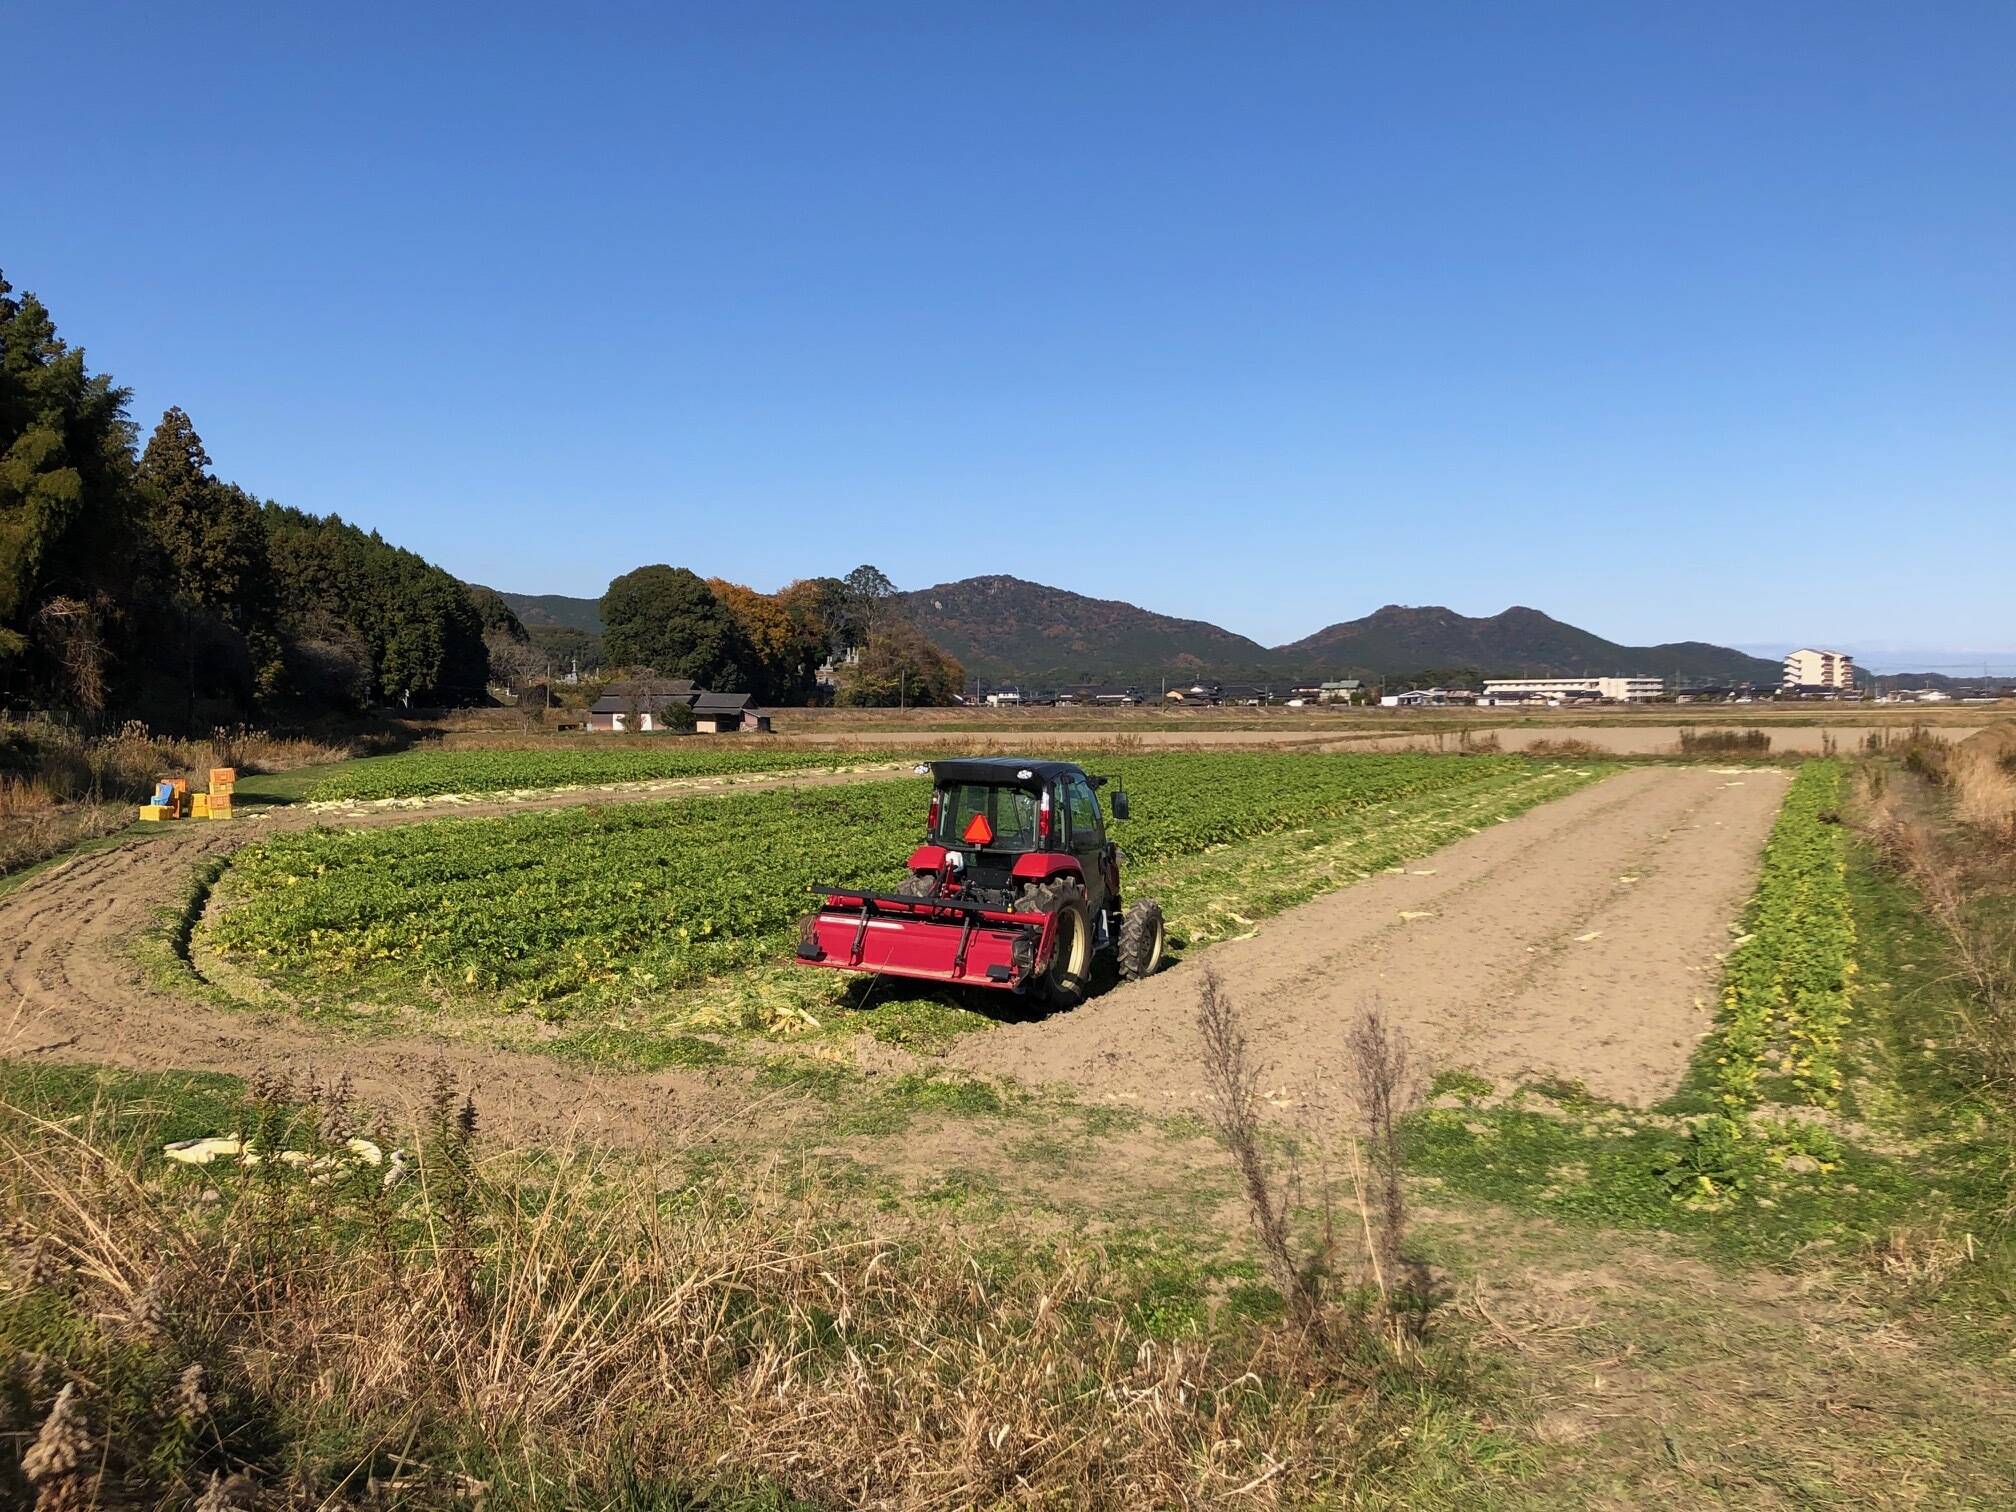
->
[1950,744,2016,845]
[1,717,352,804]
[1859,766,2016,1207]
[1520,738,1604,759]
[1677,727,1772,756]
[0,1068,1449,1509]
[0,718,356,881]
[0,800,133,879]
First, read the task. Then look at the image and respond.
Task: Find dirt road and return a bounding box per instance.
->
[952,765,1788,1110]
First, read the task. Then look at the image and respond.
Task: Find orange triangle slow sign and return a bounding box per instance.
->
[962,812,994,846]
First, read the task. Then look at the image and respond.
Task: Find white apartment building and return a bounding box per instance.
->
[1782,648,1855,691]
[1480,676,1666,702]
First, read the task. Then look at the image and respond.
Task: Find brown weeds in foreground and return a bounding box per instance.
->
[1860,766,2016,1203]
[0,1070,1419,1509]
[1347,1004,1417,1292]
[1195,968,1423,1348]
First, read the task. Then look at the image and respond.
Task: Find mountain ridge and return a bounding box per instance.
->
[897,576,1781,685]
[489,577,1781,686]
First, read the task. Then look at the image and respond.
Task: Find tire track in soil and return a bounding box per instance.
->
[949,765,1790,1114]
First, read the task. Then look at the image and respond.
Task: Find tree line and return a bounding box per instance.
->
[598,562,963,707]
[3,270,962,725]
[2,272,497,726]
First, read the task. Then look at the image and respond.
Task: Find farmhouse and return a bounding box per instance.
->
[694,691,768,733]
[586,679,767,734]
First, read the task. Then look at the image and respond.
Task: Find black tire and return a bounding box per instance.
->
[1116,898,1166,981]
[1015,878,1093,1008]
[895,870,941,898]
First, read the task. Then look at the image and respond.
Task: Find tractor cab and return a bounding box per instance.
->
[916,759,1116,915]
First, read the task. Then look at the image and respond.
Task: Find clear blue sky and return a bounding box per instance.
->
[6,2,2011,658]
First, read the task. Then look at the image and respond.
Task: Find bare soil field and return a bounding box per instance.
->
[953,765,1789,1113]
[773,722,1982,755]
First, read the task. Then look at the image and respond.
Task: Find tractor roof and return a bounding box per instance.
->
[928,757,1093,790]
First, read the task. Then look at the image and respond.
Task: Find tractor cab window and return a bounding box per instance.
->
[935,784,1038,851]
[1066,778,1101,844]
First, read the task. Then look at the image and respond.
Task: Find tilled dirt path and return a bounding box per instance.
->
[0,771,903,1147]
[951,765,1789,1111]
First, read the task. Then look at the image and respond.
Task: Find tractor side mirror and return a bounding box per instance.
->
[1110,790,1130,821]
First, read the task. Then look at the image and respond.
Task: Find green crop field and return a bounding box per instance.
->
[297,744,882,801]
[202,753,1606,1051]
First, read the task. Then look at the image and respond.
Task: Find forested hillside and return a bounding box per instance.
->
[1,272,496,725]
[895,575,1781,686]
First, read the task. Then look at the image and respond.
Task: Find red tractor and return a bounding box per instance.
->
[796,758,1166,1006]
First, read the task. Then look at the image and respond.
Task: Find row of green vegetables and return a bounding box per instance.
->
[1662,760,1856,1202]
[1706,760,1857,1112]
[213,754,1548,1007]
[302,745,859,801]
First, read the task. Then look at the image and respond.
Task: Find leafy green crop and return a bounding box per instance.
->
[302,746,867,801]
[1701,761,1856,1113]
[213,754,1561,1011]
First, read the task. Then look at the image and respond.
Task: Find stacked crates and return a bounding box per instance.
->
[140,778,189,821]
[136,771,235,822]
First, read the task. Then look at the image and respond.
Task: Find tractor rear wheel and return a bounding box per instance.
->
[1116,898,1166,981]
[895,870,940,898]
[1016,878,1092,1008]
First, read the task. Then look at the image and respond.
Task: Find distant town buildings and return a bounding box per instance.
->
[1782,648,1855,692]
[1480,676,1665,703]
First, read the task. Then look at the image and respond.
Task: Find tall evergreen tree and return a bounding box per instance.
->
[136,407,283,704]
[0,272,141,712]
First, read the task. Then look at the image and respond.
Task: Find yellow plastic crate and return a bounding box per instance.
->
[138,804,168,822]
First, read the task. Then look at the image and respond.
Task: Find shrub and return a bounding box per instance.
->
[1678,727,1772,756]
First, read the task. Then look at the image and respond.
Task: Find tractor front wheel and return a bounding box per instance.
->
[1016,879,1092,1008]
[1116,898,1166,981]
